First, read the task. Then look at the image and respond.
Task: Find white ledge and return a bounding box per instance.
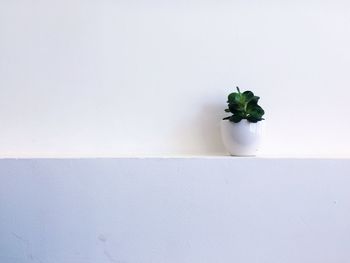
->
[1,154,350,263]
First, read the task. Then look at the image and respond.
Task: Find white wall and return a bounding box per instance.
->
[1,1,350,157]
[1,158,350,263]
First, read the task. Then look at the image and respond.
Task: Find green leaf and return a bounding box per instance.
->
[224,108,230,112]
[247,116,263,123]
[242,91,254,102]
[255,105,265,116]
[228,102,242,113]
[227,92,240,103]
[229,115,243,123]
[247,104,265,119]
[222,116,230,120]
[249,96,260,104]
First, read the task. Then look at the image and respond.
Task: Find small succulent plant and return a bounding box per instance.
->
[223,86,265,123]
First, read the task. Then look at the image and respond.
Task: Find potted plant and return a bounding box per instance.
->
[221,86,265,156]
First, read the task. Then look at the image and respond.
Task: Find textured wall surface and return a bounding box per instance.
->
[1,158,350,263]
[1,1,350,156]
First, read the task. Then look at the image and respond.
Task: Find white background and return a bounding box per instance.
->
[1,0,350,157]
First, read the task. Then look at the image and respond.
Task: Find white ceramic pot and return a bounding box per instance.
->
[220,119,263,156]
